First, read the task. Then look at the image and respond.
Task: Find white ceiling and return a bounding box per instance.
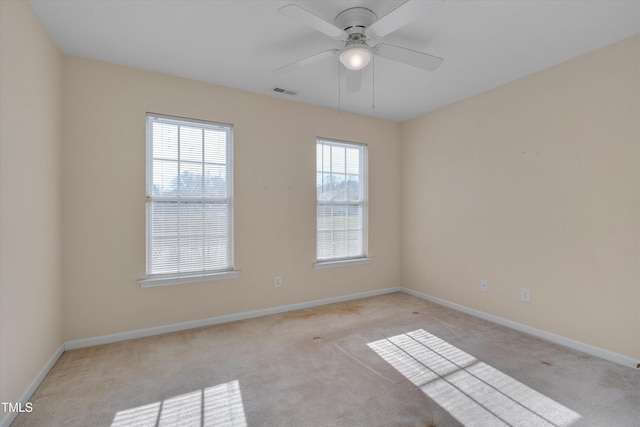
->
[29,0,640,122]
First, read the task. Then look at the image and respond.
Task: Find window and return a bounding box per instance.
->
[316,138,368,264]
[141,113,235,287]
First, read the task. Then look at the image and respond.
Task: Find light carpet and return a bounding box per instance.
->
[11,292,640,426]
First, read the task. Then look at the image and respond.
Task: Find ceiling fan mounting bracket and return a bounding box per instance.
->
[335,7,377,35]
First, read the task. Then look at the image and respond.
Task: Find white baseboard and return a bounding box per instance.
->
[0,343,64,427]
[65,287,402,350]
[400,287,639,370]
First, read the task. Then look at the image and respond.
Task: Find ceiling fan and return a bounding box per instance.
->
[274,0,445,92]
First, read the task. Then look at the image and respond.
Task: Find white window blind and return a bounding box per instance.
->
[145,113,233,281]
[316,138,367,262]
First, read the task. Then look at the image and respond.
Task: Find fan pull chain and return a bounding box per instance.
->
[337,59,342,119]
[372,55,375,109]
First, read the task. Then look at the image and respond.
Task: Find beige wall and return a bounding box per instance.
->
[401,35,640,360]
[61,56,401,341]
[0,0,64,419]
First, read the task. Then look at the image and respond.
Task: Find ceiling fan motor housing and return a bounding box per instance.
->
[335,7,377,36]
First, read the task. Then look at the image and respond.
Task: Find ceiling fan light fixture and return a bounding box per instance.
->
[339,45,372,71]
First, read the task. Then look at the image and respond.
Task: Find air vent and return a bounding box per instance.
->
[272,87,298,96]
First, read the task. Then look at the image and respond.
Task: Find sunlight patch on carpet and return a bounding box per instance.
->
[368,329,581,426]
[111,379,247,427]
[335,336,408,384]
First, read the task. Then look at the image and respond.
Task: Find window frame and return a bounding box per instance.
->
[139,113,238,288]
[314,137,370,268]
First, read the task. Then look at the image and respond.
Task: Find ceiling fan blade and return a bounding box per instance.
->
[273,49,339,74]
[278,4,347,39]
[344,69,362,93]
[374,43,443,71]
[366,0,444,39]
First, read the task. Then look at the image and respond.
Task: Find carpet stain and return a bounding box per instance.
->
[283,303,364,319]
[541,361,553,367]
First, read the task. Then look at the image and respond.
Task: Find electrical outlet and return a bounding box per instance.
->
[274,276,282,288]
[480,280,488,292]
[520,288,531,303]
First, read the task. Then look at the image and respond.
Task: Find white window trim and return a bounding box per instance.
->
[141,113,237,286]
[316,137,369,263]
[139,270,239,288]
[314,257,373,269]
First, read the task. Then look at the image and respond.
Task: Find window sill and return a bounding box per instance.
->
[139,270,240,288]
[314,257,372,269]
